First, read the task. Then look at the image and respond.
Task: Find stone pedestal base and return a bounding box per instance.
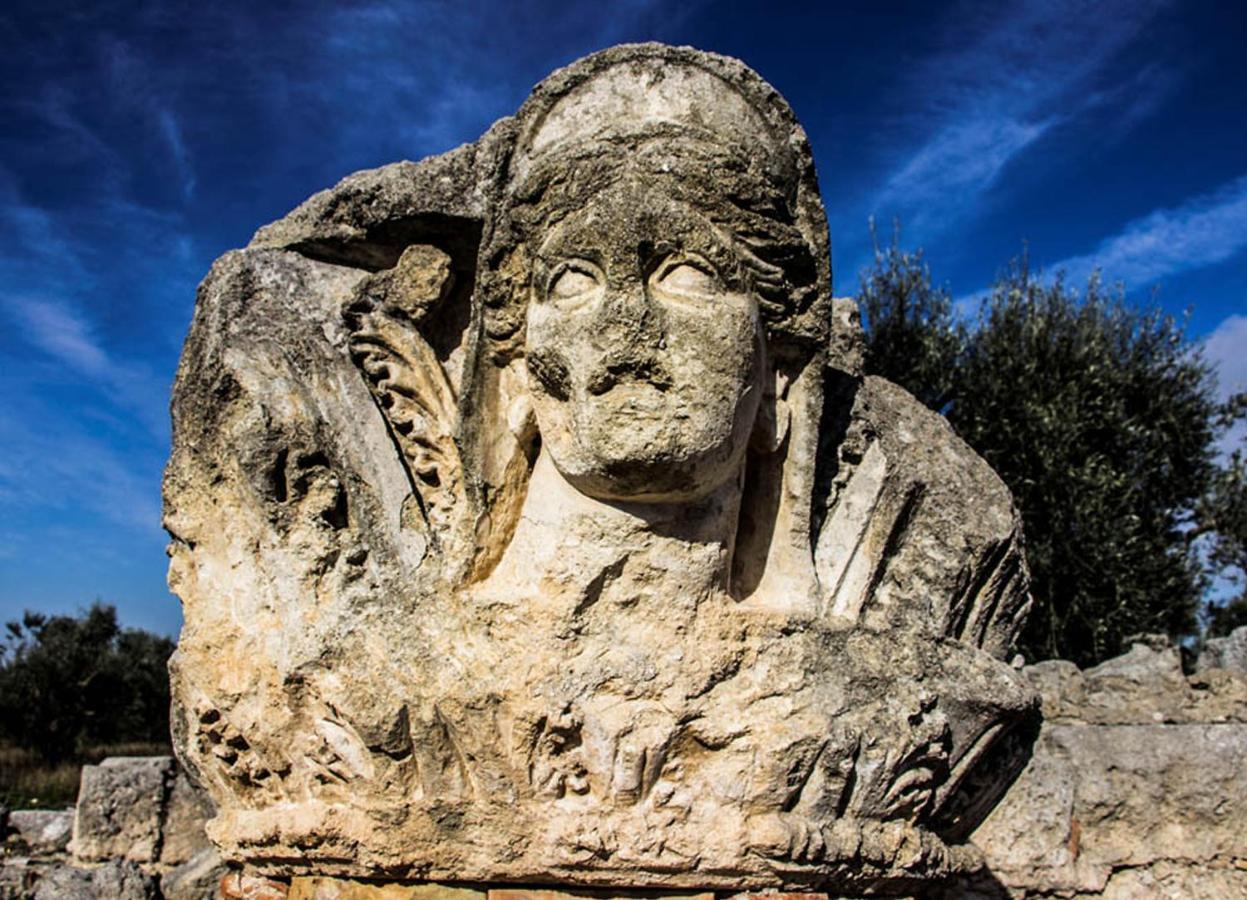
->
[219,874,840,900]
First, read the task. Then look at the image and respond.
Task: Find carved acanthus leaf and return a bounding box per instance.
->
[344,245,464,543]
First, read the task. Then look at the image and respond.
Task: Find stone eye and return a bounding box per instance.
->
[653,260,718,299]
[548,265,601,306]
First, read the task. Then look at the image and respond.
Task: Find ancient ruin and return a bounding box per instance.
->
[10,631,1247,897]
[164,44,1040,894]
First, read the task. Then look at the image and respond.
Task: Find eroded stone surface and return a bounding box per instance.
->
[955,639,1247,899]
[6,811,72,857]
[220,870,292,900]
[161,768,217,867]
[71,756,173,863]
[1028,640,1247,726]
[28,859,159,900]
[487,892,712,900]
[160,847,230,900]
[0,756,218,899]
[288,879,485,900]
[165,44,1037,892]
[973,723,1246,892]
[1197,624,1247,675]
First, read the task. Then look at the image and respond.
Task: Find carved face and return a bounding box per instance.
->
[524,179,764,502]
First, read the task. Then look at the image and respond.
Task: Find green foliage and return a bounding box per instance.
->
[857,223,963,410]
[857,245,1242,667]
[0,603,174,763]
[951,264,1222,665]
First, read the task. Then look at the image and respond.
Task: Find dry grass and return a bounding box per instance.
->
[0,741,170,810]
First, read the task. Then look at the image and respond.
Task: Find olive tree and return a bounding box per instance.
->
[857,246,1239,666]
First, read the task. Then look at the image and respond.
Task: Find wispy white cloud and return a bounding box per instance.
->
[159,110,196,199]
[866,0,1172,241]
[875,117,1054,229]
[0,396,164,535]
[0,200,169,538]
[12,297,112,377]
[1079,61,1182,134]
[1,292,170,444]
[0,177,186,444]
[10,32,200,208]
[27,84,120,170]
[952,174,1247,313]
[0,179,91,282]
[1204,313,1247,458]
[1206,314,1247,399]
[1048,174,1247,287]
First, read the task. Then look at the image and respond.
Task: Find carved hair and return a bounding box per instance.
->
[504,135,822,357]
[477,44,833,365]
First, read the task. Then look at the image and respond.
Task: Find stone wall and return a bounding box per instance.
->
[1,756,223,899]
[955,628,1247,899]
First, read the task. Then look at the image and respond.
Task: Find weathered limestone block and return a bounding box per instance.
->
[160,767,216,866]
[160,847,230,900]
[6,810,72,857]
[28,859,159,900]
[972,723,1247,893]
[960,640,1247,898]
[487,892,711,900]
[0,857,32,898]
[1028,639,1247,725]
[1197,623,1247,674]
[220,871,293,899]
[166,44,1038,894]
[1089,858,1247,899]
[70,756,174,863]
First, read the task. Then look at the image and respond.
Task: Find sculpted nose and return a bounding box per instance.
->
[587,274,671,394]
[599,275,653,340]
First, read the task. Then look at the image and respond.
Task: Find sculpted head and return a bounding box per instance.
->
[169,46,1038,886]
[498,48,830,503]
[523,176,765,501]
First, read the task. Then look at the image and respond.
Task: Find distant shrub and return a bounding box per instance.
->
[0,603,174,763]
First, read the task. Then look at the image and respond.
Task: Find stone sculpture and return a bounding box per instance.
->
[164,44,1038,894]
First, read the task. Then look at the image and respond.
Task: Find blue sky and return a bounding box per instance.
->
[2,0,1245,636]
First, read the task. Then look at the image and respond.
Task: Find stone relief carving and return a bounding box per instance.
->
[164,44,1038,893]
